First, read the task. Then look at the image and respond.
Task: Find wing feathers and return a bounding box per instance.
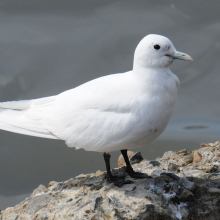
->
[0,100,32,110]
[0,105,58,139]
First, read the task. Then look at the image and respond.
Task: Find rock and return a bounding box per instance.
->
[161,172,180,180]
[214,141,220,147]
[2,142,220,220]
[83,174,105,190]
[140,159,148,165]
[208,188,220,194]
[167,162,180,173]
[183,170,210,178]
[48,181,56,187]
[193,150,202,162]
[146,160,161,167]
[11,215,18,220]
[129,151,144,164]
[201,143,208,148]
[162,151,175,159]
[179,178,196,192]
[30,184,47,198]
[40,209,51,220]
[62,176,88,189]
[26,194,55,214]
[179,188,194,202]
[177,149,191,156]
[177,154,194,166]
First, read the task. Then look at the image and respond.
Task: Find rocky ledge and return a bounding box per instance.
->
[1,142,220,220]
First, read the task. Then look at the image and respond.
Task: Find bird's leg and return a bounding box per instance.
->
[103,152,133,187]
[121,149,150,178]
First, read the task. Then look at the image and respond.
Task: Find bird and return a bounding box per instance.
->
[0,34,193,186]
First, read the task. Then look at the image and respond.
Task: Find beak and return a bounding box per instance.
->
[167,51,193,61]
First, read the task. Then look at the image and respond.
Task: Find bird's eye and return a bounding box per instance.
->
[154,44,160,50]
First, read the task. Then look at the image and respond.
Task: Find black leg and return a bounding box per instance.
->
[121,149,150,179]
[103,152,133,187]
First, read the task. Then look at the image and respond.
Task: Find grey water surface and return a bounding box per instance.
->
[0,0,220,209]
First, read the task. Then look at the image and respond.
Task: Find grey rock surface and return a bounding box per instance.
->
[26,195,55,215]
[1,142,220,220]
[129,152,143,164]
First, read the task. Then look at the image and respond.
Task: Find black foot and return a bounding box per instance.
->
[106,174,133,187]
[127,169,151,179]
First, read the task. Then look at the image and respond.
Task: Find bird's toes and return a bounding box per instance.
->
[128,170,151,179]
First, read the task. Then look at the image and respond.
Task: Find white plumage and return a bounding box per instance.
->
[0,34,192,153]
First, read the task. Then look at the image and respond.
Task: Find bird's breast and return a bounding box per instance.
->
[129,77,178,145]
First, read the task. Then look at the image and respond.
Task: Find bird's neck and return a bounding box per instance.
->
[131,65,174,88]
[133,65,171,77]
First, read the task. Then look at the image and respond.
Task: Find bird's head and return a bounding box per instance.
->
[133,34,193,69]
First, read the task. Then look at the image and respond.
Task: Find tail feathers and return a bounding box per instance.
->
[0,108,58,139]
[0,100,32,110]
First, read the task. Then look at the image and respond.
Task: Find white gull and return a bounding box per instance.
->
[0,34,193,186]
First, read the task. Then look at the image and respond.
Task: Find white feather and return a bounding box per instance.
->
[0,100,32,110]
[0,107,58,139]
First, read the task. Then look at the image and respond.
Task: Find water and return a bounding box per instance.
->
[0,0,220,209]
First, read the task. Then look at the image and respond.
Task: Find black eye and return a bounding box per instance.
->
[154,44,160,50]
